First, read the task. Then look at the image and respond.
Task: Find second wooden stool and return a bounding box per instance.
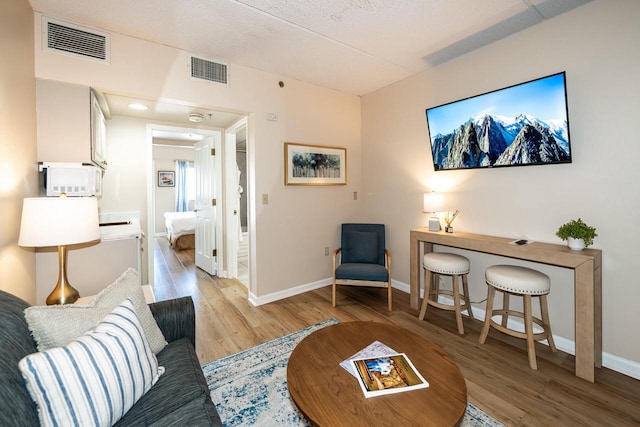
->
[479,264,557,370]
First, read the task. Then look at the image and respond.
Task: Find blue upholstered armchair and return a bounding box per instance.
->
[332,223,392,311]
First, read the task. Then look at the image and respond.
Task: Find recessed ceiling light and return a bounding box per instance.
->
[128,103,148,111]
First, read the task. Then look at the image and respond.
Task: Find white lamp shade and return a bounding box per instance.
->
[423,192,445,213]
[19,197,100,247]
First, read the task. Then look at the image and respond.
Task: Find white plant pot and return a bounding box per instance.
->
[567,237,585,251]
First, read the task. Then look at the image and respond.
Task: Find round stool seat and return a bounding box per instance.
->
[423,252,470,275]
[485,265,550,295]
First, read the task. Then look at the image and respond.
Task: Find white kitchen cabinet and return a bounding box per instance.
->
[90,89,108,168]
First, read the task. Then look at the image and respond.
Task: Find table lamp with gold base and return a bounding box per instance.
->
[19,195,100,305]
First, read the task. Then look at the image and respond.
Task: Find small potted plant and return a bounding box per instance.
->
[556,218,597,250]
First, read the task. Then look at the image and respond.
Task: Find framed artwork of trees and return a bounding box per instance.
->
[284,142,347,186]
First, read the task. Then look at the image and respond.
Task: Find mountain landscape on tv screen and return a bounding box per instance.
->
[431,113,570,170]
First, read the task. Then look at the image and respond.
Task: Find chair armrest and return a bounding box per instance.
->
[385,249,392,277]
[148,296,196,348]
[332,248,342,270]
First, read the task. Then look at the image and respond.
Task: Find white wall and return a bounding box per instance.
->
[153,144,195,235]
[361,0,640,370]
[33,13,361,299]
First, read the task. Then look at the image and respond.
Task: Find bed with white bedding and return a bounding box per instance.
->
[164,211,196,250]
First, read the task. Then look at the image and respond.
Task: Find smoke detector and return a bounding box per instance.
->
[188,113,204,123]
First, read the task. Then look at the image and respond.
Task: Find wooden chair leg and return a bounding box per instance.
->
[332,278,337,307]
[479,285,495,344]
[419,268,430,320]
[501,292,510,327]
[387,281,392,311]
[540,294,557,352]
[524,294,537,370]
[462,274,474,319]
[432,272,440,301]
[452,274,464,334]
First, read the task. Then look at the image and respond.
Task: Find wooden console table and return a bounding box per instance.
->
[410,228,602,382]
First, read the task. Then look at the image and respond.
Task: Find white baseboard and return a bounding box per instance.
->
[393,280,640,381]
[249,277,640,381]
[248,278,331,307]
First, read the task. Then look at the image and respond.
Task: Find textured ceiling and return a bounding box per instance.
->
[28,0,592,140]
[29,0,592,97]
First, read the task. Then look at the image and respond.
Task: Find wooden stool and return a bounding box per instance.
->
[419,252,474,334]
[479,265,557,370]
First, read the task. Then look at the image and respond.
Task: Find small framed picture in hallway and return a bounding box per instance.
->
[158,171,175,187]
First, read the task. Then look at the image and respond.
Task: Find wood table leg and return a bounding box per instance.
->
[575,260,598,382]
[410,232,421,309]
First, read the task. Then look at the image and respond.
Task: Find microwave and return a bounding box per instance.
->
[43,164,102,197]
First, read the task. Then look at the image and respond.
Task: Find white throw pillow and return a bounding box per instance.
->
[19,299,165,427]
[25,268,167,354]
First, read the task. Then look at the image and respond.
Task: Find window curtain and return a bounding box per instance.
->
[175,160,193,212]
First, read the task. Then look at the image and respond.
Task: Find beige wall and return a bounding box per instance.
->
[36,79,91,164]
[361,0,640,369]
[33,13,362,299]
[0,0,38,303]
[7,0,638,374]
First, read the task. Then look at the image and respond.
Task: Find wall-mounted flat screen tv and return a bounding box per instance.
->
[426,72,571,171]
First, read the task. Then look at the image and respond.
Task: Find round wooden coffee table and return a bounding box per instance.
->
[287,321,467,426]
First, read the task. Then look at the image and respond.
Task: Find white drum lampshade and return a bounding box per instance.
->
[19,196,100,304]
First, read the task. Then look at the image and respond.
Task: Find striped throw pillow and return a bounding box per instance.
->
[19,299,165,427]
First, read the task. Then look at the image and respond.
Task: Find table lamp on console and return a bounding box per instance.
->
[19,195,100,305]
[423,191,445,231]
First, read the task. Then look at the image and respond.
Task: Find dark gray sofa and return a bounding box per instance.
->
[0,290,222,426]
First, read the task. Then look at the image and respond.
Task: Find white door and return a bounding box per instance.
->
[223,122,243,278]
[194,136,218,275]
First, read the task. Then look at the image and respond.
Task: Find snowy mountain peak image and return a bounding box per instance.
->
[430,114,569,170]
[426,72,571,170]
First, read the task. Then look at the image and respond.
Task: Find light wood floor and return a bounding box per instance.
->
[153,237,640,426]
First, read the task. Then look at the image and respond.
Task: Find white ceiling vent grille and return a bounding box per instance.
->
[190,56,228,85]
[43,17,109,63]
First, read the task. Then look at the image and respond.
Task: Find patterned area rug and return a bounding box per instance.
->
[203,319,505,426]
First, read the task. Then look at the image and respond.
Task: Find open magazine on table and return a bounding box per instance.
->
[341,341,429,398]
[340,340,396,377]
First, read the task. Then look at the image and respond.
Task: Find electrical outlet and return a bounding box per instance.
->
[262,194,269,204]
[324,246,330,256]
[353,191,358,200]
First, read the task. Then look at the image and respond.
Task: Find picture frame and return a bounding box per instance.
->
[158,171,175,187]
[284,142,347,186]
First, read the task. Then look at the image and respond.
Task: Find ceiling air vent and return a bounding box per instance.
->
[43,17,110,63]
[190,56,228,85]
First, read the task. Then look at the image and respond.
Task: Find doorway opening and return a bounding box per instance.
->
[223,118,248,287]
[147,118,250,288]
